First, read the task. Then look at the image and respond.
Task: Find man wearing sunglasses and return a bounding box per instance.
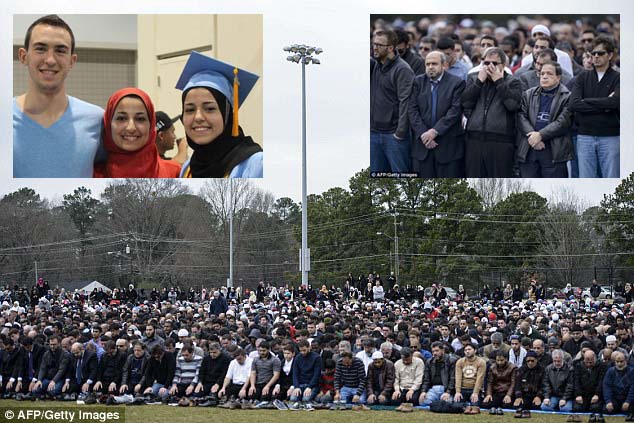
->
[395,29,424,76]
[461,47,522,177]
[570,35,620,178]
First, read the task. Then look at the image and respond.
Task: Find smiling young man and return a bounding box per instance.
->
[13,15,103,177]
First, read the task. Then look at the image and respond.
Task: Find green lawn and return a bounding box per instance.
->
[0,401,625,423]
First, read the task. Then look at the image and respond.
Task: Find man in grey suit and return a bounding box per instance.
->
[408,51,466,177]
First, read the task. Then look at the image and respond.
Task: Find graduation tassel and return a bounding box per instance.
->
[232,67,239,137]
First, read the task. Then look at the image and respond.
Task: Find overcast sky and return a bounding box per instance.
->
[2,0,629,207]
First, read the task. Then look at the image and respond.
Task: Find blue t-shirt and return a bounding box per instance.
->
[13,96,104,177]
[179,151,263,178]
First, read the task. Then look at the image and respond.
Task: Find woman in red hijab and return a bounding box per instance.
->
[94,88,180,178]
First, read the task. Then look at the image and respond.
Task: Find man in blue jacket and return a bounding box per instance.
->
[209,291,228,316]
[289,340,321,407]
[603,351,634,417]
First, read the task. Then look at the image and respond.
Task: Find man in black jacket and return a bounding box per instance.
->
[395,29,424,76]
[572,350,607,414]
[419,341,455,405]
[563,325,590,358]
[196,342,230,397]
[541,349,573,412]
[20,337,45,393]
[514,351,545,410]
[517,61,572,177]
[370,29,414,174]
[142,345,176,398]
[32,335,71,397]
[93,340,127,394]
[461,47,522,177]
[570,35,620,178]
[66,342,98,394]
[119,341,148,394]
[408,51,466,177]
[0,338,24,395]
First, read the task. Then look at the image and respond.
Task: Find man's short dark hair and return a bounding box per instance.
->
[535,36,555,49]
[540,60,562,77]
[537,48,558,62]
[375,30,398,47]
[340,351,353,359]
[431,341,444,350]
[501,35,519,51]
[420,36,437,49]
[592,35,617,54]
[132,340,145,349]
[437,37,456,50]
[150,345,164,357]
[480,34,498,47]
[259,340,271,350]
[583,28,598,38]
[400,347,412,358]
[297,339,310,349]
[20,336,33,346]
[394,28,410,46]
[25,15,76,54]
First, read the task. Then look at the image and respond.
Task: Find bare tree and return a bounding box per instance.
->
[537,188,594,287]
[469,179,533,210]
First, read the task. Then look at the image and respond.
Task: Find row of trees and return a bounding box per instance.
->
[0,171,632,292]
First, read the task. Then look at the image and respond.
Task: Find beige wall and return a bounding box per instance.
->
[137,15,263,147]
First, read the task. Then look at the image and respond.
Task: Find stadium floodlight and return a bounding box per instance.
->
[282,44,324,287]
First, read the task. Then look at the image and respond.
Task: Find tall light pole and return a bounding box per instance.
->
[283,44,323,287]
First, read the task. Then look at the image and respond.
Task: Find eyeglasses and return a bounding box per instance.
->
[483,61,500,66]
[420,46,431,51]
[373,43,389,48]
[591,51,608,56]
[525,359,537,363]
[581,38,594,43]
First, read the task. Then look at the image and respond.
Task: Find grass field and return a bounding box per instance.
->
[0,401,628,423]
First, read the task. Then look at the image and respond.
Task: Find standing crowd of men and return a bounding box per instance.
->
[370,16,620,178]
[1,277,634,420]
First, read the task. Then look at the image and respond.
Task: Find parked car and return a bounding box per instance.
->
[582,285,614,299]
[548,287,582,299]
[423,286,458,300]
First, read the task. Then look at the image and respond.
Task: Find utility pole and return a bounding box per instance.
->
[393,211,399,281]
[228,179,234,288]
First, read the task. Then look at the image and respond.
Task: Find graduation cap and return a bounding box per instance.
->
[175,51,259,137]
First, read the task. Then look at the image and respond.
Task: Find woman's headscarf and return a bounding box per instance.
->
[95,88,180,178]
[182,87,261,178]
